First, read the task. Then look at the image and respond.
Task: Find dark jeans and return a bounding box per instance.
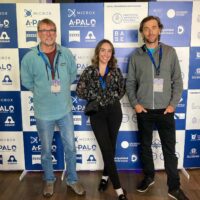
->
[90,101,122,189]
[137,109,180,191]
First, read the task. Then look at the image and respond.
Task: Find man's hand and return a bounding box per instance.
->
[135,104,147,113]
[164,105,175,114]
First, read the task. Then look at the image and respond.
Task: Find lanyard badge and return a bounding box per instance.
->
[146,45,162,76]
[37,45,62,93]
[99,66,109,90]
[51,79,61,93]
[37,45,60,80]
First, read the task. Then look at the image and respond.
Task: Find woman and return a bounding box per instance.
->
[76,39,127,200]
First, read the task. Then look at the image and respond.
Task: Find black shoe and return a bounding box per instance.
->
[98,179,108,192]
[118,194,128,200]
[137,177,155,192]
[168,189,189,200]
[123,188,127,196]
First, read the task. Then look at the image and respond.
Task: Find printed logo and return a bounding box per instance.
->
[68,9,76,18]
[0,63,12,71]
[0,19,9,28]
[167,9,176,18]
[121,141,129,149]
[0,31,10,43]
[112,13,123,24]
[7,155,17,164]
[177,26,184,35]
[4,116,15,127]
[26,31,37,42]
[87,155,96,163]
[30,116,36,126]
[30,137,40,144]
[131,154,137,162]
[122,114,129,123]
[73,115,82,126]
[152,139,162,149]
[77,144,96,151]
[2,75,12,85]
[69,30,80,42]
[0,145,16,152]
[32,154,41,165]
[24,9,32,17]
[76,154,82,164]
[85,31,96,41]
[0,105,14,113]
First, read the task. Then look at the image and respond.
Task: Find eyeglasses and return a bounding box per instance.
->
[38,29,56,34]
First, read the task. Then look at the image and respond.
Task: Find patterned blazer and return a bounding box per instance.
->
[76,65,125,107]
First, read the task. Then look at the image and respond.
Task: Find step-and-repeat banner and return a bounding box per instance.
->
[0,2,200,171]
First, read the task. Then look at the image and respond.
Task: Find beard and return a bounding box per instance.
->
[144,37,159,44]
[143,34,160,44]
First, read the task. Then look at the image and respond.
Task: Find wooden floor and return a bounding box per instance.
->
[0,169,199,200]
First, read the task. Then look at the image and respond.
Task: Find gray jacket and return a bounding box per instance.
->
[126,43,183,109]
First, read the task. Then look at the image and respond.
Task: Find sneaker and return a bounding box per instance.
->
[43,182,54,197]
[118,194,128,200]
[67,182,86,196]
[168,189,189,200]
[98,179,108,192]
[137,177,155,192]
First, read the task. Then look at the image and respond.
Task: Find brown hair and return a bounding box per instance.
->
[37,18,56,32]
[139,16,163,41]
[91,39,117,69]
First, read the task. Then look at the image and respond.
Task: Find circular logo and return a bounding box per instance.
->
[121,141,129,149]
[122,114,129,123]
[9,105,14,112]
[177,25,184,35]
[131,154,137,162]
[167,9,176,18]
[112,13,123,24]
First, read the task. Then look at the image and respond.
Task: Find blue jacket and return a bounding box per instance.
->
[21,44,77,120]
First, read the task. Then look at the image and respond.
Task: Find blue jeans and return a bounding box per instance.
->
[36,112,78,184]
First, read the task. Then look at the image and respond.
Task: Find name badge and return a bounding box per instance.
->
[153,78,163,92]
[51,79,61,93]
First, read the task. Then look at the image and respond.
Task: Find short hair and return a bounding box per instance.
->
[37,18,56,32]
[139,16,164,33]
[139,16,163,41]
[91,39,117,69]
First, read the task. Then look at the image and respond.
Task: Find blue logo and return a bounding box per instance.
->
[113,30,138,43]
[26,31,37,42]
[30,116,36,126]
[76,154,82,164]
[24,9,32,17]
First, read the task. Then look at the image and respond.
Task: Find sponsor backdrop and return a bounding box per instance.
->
[0,2,200,172]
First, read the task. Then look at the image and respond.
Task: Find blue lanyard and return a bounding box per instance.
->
[99,66,109,90]
[146,46,162,76]
[37,45,60,80]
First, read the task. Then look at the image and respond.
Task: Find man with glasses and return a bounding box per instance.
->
[126,16,189,200]
[21,18,85,197]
